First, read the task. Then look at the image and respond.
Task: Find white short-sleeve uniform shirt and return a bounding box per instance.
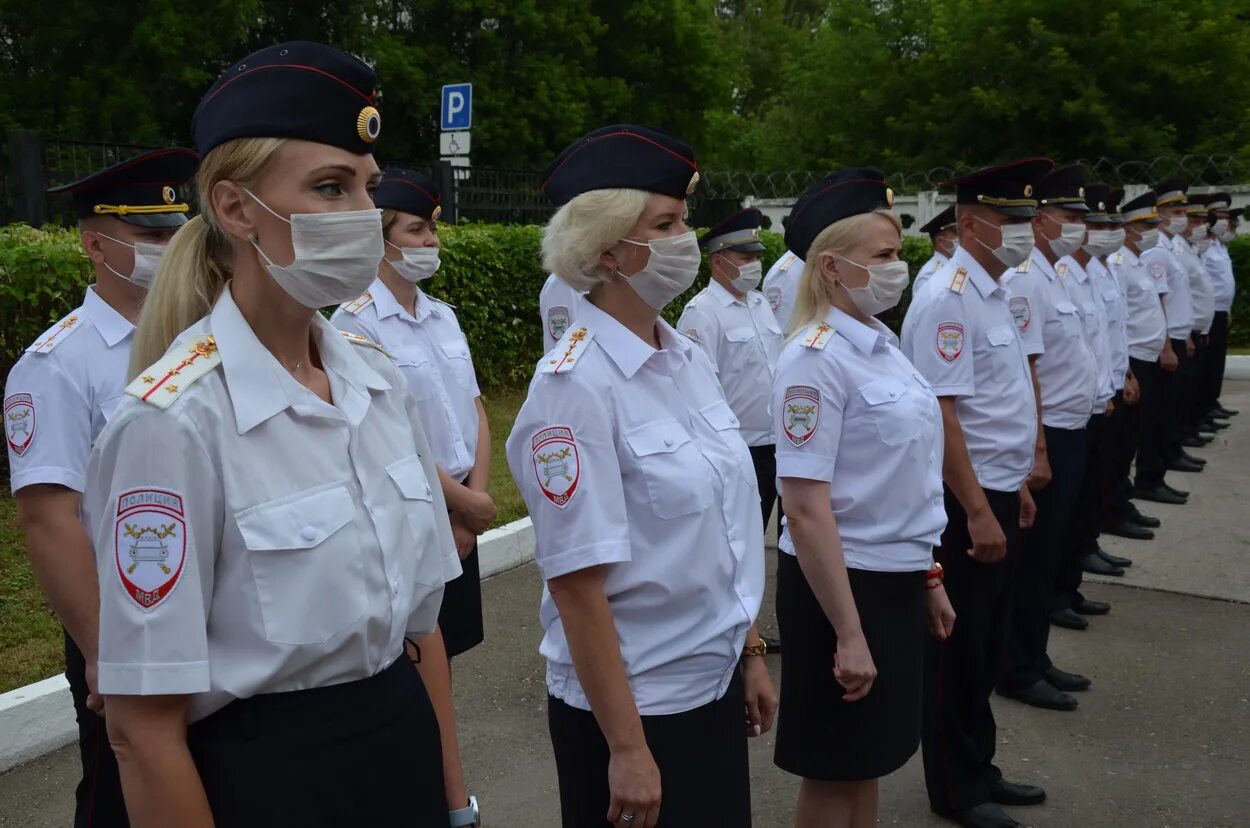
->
[1171,235,1215,335]
[676,280,784,447]
[903,247,1037,492]
[1109,246,1168,363]
[1203,239,1236,313]
[912,251,950,298]
[1058,256,1115,409]
[1007,250,1098,429]
[87,288,460,723]
[332,279,481,481]
[539,274,585,350]
[762,251,804,332]
[505,300,764,717]
[5,288,134,493]
[1145,234,1195,341]
[1088,255,1130,390]
[773,309,945,572]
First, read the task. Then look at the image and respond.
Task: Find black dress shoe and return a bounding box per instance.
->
[1097,548,1133,567]
[1081,552,1124,576]
[1178,450,1207,465]
[1044,665,1093,692]
[1130,509,1161,528]
[1075,597,1111,615]
[1050,607,1090,630]
[1133,484,1187,505]
[999,679,1078,711]
[1206,419,1230,430]
[990,779,1047,806]
[1102,519,1154,540]
[1168,458,1204,473]
[1215,405,1238,417]
[947,802,1023,828]
[1181,435,1210,447]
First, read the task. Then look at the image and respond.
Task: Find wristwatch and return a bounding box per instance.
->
[742,638,768,657]
[449,795,480,827]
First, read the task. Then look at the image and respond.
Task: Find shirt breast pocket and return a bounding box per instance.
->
[386,455,445,589]
[439,339,476,392]
[624,419,714,520]
[1054,301,1085,342]
[394,349,439,402]
[699,399,757,486]
[724,326,756,346]
[860,378,923,446]
[235,484,365,646]
[985,324,1024,386]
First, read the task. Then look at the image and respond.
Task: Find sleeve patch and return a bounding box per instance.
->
[1008,296,1032,333]
[4,393,36,456]
[114,488,188,612]
[547,305,571,343]
[783,385,821,446]
[937,321,965,362]
[683,328,700,342]
[765,286,782,312]
[1148,261,1166,280]
[531,426,580,508]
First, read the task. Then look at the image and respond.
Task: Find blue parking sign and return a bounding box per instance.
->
[441,83,473,131]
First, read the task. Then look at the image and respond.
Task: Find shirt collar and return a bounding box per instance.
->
[1120,246,1140,265]
[708,279,743,306]
[1031,247,1059,282]
[828,306,888,355]
[82,286,134,347]
[1061,256,1090,283]
[212,286,391,434]
[950,246,1003,299]
[579,299,692,380]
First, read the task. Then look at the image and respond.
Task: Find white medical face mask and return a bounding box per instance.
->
[1212,219,1229,237]
[245,188,383,309]
[718,257,762,295]
[1218,227,1237,243]
[618,231,702,310]
[96,232,167,290]
[1197,238,1212,254]
[385,241,441,283]
[1188,224,1209,242]
[1166,216,1188,235]
[1137,229,1161,251]
[973,215,1034,268]
[1083,228,1125,257]
[833,255,910,316]
[1041,212,1086,258]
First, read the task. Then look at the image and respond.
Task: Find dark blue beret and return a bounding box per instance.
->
[47,147,199,228]
[942,157,1054,218]
[1035,163,1090,212]
[542,124,699,206]
[193,42,380,156]
[374,169,441,221]
[784,168,894,258]
[701,208,765,254]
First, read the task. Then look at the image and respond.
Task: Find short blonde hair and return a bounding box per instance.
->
[788,209,902,336]
[542,188,649,291]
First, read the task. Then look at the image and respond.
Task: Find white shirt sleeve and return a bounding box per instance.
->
[774,351,845,483]
[1007,275,1046,357]
[909,292,976,398]
[5,356,91,493]
[675,303,718,372]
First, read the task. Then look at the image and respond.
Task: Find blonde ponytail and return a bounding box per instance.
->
[129,137,285,378]
[787,209,902,337]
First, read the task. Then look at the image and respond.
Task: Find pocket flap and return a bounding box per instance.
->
[1055,300,1079,314]
[236,484,355,551]
[1102,288,1119,301]
[699,399,740,431]
[387,454,433,501]
[724,327,754,343]
[439,339,470,359]
[860,378,907,406]
[625,420,692,457]
[392,346,433,368]
[986,325,1016,347]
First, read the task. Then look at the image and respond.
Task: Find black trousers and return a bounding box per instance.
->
[64,632,130,828]
[1185,334,1211,426]
[923,487,1021,815]
[1101,389,1139,527]
[1053,413,1105,611]
[187,657,446,827]
[748,443,779,532]
[1132,358,1170,490]
[1001,427,1086,692]
[548,671,751,827]
[1169,336,1201,445]
[1203,311,1231,412]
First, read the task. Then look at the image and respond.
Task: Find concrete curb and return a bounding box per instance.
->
[1225,354,1250,380]
[0,516,537,774]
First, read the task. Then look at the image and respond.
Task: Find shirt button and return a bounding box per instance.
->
[300,527,318,543]
[664,437,674,448]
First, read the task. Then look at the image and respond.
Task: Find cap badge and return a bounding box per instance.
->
[357,106,382,143]
[1078,187,1085,198]
[686,171,700,196]
[1099,201,1106,210]
[885,187,895,207]
[162,186,177,205]
[431,204,443,221]
[1024,184,1034,197]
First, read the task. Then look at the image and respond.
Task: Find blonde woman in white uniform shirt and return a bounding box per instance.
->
[769,169,952,828]
[506,125,774,828]
[332,167,496,661]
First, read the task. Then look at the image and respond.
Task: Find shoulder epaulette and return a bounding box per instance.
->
[1016,258,1032,273]
[340,331,393,358]
[778,251,797,269]
[799,320,835,350]
[26,312,85,354]
[684,287,710,310]
[948,267,969,294]
[426,294,457,310]
[339,291,374,315]
[1057,262,1069,279]
[933,259,946,273]
[540,326,595,375]
[1113,251,1124,265]
[125,336,221,409]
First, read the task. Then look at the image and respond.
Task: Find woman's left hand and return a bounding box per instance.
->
[742,656,777,737]
[451,515,477,560]
[925,584,956,641]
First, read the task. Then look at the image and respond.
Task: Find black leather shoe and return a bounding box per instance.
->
[1102,519,1154,540]
[946,802,1023,828]
[1181,435,1210,447]
[1206,419,1231,430]
[1178,450,1207,465]
[999,679,1078,711]
[990,778,1047,806]
[1044,665,1093,692]
[1050,607,1089,630]
[1097,548,1133,567]
[1132,484,1187,505]
[1081,552,1124,576]
[1168,458,1204,473]
[1163,481,1190,498]
[1215,405,1238,417]
[1075,597,1111,615]
[1130,508,1161,528]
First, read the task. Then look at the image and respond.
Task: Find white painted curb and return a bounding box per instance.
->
[1226,355,1250,380]
[0,516,537,775]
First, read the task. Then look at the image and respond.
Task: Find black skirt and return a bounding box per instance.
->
[187,657,446,827]
[439,541,484,658]
[774,553,926,781]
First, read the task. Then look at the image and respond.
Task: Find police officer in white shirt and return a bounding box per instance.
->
[539,272,584,349]
[86,43,479,828]
[5,147,196,828]
[677,207,784,528]
[763,246,804,331]
[915,205,958,294]
[1176,194,1223,440]
[1201,194,1238,418]
[997,164,1100,712]
[506,124,775,828]
[905,158,1051,828]
[332,168,497,661]
[768,168,953,826]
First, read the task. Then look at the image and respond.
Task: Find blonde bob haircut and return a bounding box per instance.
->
[787,209,902,337]
[542,188,649,292]
[129,137,285,378]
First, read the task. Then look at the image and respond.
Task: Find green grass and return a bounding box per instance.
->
[1230,347,1250,355]
[0,392,532,694]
